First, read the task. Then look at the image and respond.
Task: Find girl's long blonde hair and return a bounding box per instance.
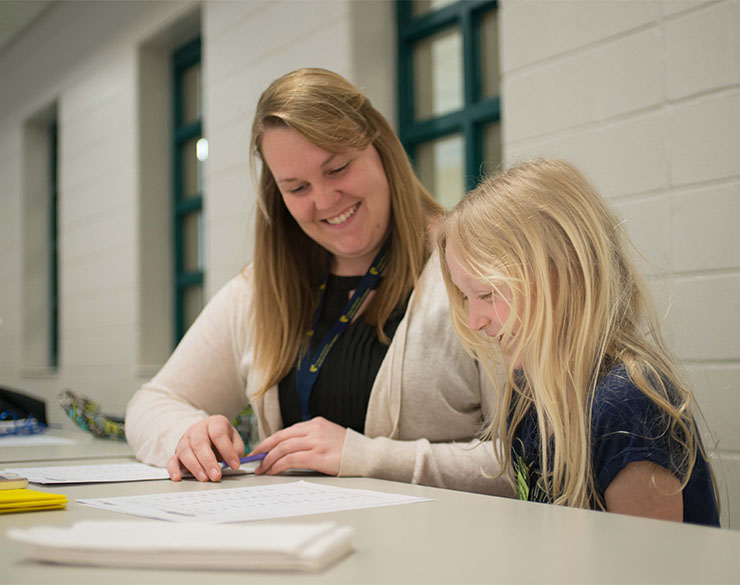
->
[248,68,442,396]
[439,158,710,509]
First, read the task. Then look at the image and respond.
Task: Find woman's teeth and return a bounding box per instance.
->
[325,203,359,225]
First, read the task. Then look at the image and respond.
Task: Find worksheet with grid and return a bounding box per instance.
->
[77,480,432,522]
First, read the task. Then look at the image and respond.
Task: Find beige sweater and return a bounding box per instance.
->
[125,252,512,496]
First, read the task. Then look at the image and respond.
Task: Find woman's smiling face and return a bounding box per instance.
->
[261,126,391,276]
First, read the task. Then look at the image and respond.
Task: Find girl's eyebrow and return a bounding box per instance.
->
[276,153,340,185]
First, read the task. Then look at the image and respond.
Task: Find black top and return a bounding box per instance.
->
[278,274,408,433]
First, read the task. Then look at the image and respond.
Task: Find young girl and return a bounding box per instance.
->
[438,158,719,525]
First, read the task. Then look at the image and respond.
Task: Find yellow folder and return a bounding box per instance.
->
[0,488,67,514]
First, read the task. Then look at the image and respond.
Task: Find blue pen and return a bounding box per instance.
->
[219,453,267,469]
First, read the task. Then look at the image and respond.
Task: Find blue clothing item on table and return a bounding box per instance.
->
[511,364,719,526]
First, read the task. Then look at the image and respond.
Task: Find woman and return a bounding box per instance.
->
[438,158,719,524]
[125,68,511,496]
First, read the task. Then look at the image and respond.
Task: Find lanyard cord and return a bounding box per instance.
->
[295,240,391,421]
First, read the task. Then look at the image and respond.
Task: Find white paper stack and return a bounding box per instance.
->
[1,463,172,484]
[8,520,354,572]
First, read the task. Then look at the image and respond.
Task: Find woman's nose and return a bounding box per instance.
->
[313,182,340,210]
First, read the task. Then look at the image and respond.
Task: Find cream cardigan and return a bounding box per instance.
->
[125,252,512,496]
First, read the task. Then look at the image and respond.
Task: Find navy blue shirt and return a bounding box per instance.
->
[511,364,719,526]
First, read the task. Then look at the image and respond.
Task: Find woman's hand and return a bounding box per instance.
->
[166,415,245,482]
[251,417,347,476]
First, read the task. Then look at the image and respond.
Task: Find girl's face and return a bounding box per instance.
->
[261,126,392,276]
[445,243,522,367]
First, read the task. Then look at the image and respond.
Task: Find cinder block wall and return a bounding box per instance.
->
[500,0,740,527]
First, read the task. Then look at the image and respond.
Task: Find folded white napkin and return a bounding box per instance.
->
[8,520,354,572]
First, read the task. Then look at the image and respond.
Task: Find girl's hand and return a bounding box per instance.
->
[251,417,347,476]
[166,415,245,482]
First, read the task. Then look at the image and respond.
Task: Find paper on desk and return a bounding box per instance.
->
[3,461,258,485]
[8,520,354,572]
[78,480,432,523]
[1,463,172,484]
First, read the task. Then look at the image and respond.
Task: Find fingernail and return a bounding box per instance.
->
[209,468,220,480]
[230,459,239,469]
[197,471,207,481]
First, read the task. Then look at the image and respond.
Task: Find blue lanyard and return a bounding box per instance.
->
[295,241,391,421]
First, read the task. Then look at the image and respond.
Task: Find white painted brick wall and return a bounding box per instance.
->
[0,126,22,373]
[669,91,740,185]
[501,0,740,527]
[506,29,663,143]
[673,181,740,272]
[688,365,740,451]
[500,0,660,72]
[665,0,740,100]
[670,274,740,361]
[611,194,673,272]
[663,0,716,18]
[508,111,670,199]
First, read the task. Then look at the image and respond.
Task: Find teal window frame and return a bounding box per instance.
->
[396,0,499,192]
[49,120,58,369]
[172,37,203,345]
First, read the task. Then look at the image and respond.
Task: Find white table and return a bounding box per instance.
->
[0,430,133,464]
[2,456,740,584]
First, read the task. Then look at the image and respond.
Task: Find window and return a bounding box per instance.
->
[397,0,501,207]
[22,107,59,372]
[172,37,205,344]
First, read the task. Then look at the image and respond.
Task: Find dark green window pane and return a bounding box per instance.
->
[173,37,203,345]
[416,133,465,208]
[181,63,201,125]
[483,122,502,176]
[413,27,463,120]
[480,9,500,99]
[412,0,457,17]
[182,210,203,273]
[183,285,203,332]
[181,137,202,198]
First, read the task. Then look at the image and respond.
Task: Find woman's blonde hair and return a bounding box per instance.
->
[248,68,442,396]
[438,158,711,509]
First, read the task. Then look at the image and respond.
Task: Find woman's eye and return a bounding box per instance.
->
[478,293,493,302]
[289,184,308,194]
[329,162,350,175]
